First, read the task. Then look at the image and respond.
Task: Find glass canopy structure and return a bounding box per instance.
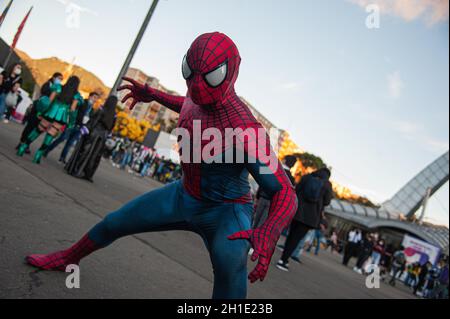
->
[325,151,449,250]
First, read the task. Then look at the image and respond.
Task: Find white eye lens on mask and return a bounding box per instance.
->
[204,62,227,88]
[182,55,192,80]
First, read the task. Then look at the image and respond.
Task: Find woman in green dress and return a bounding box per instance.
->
[17,76,83,164]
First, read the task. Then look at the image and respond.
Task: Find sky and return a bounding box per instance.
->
[1,0,449,226]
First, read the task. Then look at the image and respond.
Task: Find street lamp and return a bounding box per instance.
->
[109,0,160,97]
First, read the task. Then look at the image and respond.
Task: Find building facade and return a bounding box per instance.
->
[117,68,179,128]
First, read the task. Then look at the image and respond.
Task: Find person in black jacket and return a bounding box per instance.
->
[16,72,63,154]
[277,167,333,271]
[253,163,296,229]
[353,233,374,274]
[44,91,99,162]
[65,95,117,182]
[0,63,23,120]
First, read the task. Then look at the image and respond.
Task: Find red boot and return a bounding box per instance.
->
[26,234,99,271]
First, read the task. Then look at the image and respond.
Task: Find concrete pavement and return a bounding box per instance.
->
[0,122,415,299]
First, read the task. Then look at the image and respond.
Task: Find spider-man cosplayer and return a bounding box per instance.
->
[26,32,298,299]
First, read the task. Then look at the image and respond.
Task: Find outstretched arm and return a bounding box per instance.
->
[228,124,298,283]
[118,77,185,114]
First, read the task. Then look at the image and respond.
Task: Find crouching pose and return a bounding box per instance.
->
[25,32,298,299]
[17,76,83,164]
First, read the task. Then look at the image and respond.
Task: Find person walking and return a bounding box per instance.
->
[306,219,328,256]
[277,168,333,271]
[371,239,385,266]
[353,233,374,274]
[253,164,295,229]
[389,246,406,286]
[343,228,362,266]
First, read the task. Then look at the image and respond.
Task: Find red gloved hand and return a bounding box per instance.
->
[117,77,156,110]
[228,224,281,283]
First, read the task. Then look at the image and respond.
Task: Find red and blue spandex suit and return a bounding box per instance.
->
[26,32,298,299]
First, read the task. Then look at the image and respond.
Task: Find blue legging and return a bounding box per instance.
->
[88,180,252,299]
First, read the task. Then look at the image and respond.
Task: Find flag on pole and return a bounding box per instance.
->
[0,0,14,29]
[11,6,32,49]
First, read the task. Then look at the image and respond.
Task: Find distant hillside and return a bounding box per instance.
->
[15,49,110,97]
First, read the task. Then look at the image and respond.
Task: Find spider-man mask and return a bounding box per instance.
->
[182,32,241,107]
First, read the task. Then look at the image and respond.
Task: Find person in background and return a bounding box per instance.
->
[414,261,432,296]
[45,91,100,163]
[103,135,117,159]
[388,246,406,286]
[111,137,125,166]
[17,76,83,164]
[412,263,422,288]
[277,228,314,264]
[306,219,328,256]
[140,148,156,177]
[343,228,362,266]
[120,141,134,170]
[430,259,449,299]
[0,63,23,120]
[406,263,421,288]
[329,230,339,254]
[277,168,333,272]
[154,156,167,181]
[353,233,374,274]
[65,96,117,182]
[253,163,295,229]
[16,72,64,154]
[2,81,23,123]
[149,157,161,177]
[371,239,385,266]
[41,72,63,97]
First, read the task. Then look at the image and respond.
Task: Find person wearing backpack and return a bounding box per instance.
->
[277,167,333,271]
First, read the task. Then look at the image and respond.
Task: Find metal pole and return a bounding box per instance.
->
[109,0,159,97]
[3,47,13,67]
[418,187,432,224]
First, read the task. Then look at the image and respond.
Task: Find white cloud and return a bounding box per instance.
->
[348,0,449,25]
[387,71,404,99]
[391,120,449,153]
[280,82,301,90]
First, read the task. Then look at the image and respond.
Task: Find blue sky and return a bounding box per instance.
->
[1,0,449,226]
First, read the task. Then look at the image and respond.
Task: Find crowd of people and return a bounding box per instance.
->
[0,63,183,185]
[339,228,449,299]
[252,163,448,299]
[106,136,182,183]
[2,60,448,300]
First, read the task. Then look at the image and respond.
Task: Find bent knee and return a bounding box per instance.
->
[211,243,248,278]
